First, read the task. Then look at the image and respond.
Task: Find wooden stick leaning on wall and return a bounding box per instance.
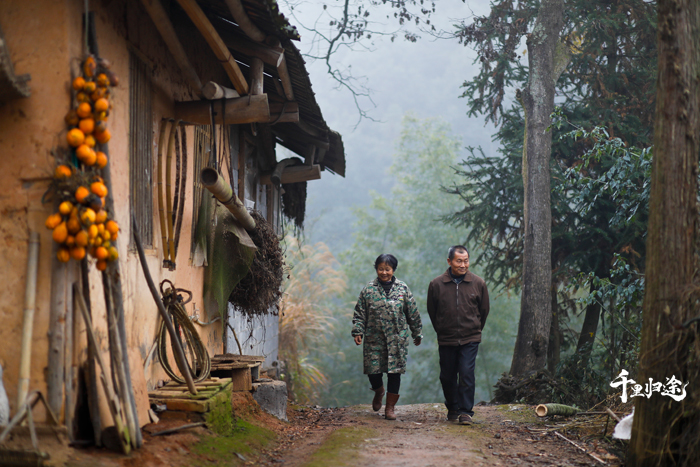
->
[74,284,131,454]
[80,260,102,446]
[132,214,198,395]
[100,147,142,449]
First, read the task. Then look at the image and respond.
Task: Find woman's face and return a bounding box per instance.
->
[376,263,394,282]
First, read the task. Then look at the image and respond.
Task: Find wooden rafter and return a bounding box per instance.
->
[175,0,249,95]
[139,0,202,94]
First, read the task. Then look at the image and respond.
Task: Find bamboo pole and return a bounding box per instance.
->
[201,167,256,231]
[165,120,181,270]
[18,231,40,410]
[157,120,170,267]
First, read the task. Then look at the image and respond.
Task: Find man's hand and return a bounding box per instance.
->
[354,335,363,345]
[414,336,422,346]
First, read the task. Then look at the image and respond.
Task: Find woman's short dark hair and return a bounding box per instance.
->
[374,254,398,271]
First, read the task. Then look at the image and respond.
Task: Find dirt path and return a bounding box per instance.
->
[264,403,623,467]
[11,397,623,466]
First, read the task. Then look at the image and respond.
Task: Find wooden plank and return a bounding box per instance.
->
[260,165,321,185]
[212,354,266,362]
[139,0,202,94]
[175,0,249,95]
[175,94,269,125]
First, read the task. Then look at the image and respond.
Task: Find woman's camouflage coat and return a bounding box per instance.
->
[351,278,422,374]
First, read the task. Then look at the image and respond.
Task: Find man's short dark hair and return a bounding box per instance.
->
[448,245,469,260]
[374,253,398,271]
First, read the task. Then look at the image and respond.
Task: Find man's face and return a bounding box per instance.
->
[447,250,469,276]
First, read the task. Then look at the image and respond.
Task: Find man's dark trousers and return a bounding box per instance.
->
[438,342,479,416]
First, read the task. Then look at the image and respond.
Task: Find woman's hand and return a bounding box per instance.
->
[413,336,422,346]
[354,335,363,345]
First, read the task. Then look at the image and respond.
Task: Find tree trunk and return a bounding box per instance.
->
[547,282,561,373]
[510,0,567,377]
[628,0,700,465]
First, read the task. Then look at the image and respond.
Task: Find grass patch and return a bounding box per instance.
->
[191,419,276,467]
[495,404,540,423]
[303,426,378,467]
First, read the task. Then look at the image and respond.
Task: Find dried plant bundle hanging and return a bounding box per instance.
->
[228,210,284,316]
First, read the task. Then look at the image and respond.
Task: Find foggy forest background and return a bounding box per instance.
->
[276,0,659,410]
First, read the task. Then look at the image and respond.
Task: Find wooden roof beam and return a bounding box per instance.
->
[260,165,321,185]
[218,30,284,67]
[139,0,203,95]
[174,95,299,125]
[224,0,267,42]
[175,0,249,95]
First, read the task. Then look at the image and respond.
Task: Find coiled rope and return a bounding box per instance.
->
[157,280,211,383]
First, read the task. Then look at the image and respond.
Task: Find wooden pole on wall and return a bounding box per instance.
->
[250,58,264,96]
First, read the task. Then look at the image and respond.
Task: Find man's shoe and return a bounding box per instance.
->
[447,411,459,421]
[458,414,472,425]
[370,386,385,412]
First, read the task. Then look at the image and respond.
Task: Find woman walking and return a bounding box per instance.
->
[351,254,422,420]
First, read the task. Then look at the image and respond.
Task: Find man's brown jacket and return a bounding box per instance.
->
[427,269,490,346]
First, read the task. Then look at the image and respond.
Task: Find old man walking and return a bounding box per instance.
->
[427,245,489,425]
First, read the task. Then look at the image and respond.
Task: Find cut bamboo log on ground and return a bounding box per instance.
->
[175,0,248,95]
[18,232,39,410]
[139,0,202,94]
[201,167,256,231]
[535,403,579,417]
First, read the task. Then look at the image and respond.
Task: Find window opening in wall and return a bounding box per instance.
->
[129,50,154,248]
